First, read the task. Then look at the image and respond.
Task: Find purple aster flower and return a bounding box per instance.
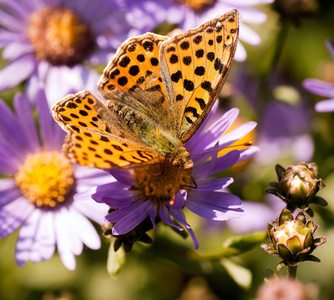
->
[0,0,130,92]
[0,87,110,270]
[303,40,334,112]
[122,0,274,61]
[76,103,258,248]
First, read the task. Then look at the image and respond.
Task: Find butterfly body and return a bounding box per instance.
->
[53,10,239,170]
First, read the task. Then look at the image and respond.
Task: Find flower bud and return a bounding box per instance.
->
[261,209,327,270]
[266,162,326,215]
[256,276,318,300]
[274,0,318,25]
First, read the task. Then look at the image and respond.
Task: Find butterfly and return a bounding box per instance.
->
[52,9,239,170]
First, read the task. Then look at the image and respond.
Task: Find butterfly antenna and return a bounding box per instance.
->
[170,165,182,206]
[190,141,253,157]
[170,166,198,206]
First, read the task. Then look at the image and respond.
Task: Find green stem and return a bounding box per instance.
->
[286,265,297,279]
[270,21,290,69]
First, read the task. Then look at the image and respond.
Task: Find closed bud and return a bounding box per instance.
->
[261,209,327,270]
[266,162,326,215]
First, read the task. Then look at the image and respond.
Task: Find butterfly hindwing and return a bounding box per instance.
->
[52,91,160,168]
[159,9,239,142]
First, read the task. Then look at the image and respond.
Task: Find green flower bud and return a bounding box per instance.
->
[266,162,326,215]
[261,209,327,270]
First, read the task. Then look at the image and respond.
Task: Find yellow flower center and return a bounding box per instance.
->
[28,6,93,65]
[175,0,216,11]
[15,151,75,208]
[133,162,192,204]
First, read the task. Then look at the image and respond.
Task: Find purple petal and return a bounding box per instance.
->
[0,178,21,206]
[234,42,247,62]
[0,146,22,174]
[0,99,33,161]
[237,146,260,163]
[34,212,56,261]
[149,204,158,230]
[15,209,43,267]
[218,121,257,147]
[106,200,146,223]
[159,205,183,231]
[170,208,199,249]
[108,169,134,186]
[193,150,240,180]
[16,210,56,265]
[0,196,34,238]
[0,0,31,20]
[72,196,108,225]
[186,100,219,149]
[167,190,187,209]
[239,23,260,45]
[92,182,136,208]
[186,191,243,221]
[55,208,82,270]
[315,99,334,112]
[36,87,64,150]
[0,54,36,91]
[188,108,239,155]
[2,42,34,60]
[0,8,26,31]
[303,79,334,97]
[111,200,153,235]
[14,93,40,153]
[67,208,101,249]
[197,177,234,191]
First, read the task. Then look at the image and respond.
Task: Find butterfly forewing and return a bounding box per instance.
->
[52,91,160,168]
[98,33,171,127]
[159,9,239,142]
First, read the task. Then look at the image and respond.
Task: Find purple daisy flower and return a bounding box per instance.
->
[0,0,130,92]
[0,87,110,270]
[303,40,334,112]
[76,103,258,248]
[122,0,274,61]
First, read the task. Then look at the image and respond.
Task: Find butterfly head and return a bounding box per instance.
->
[172,147,193,169]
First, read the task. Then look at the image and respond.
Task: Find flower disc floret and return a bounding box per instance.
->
[28,6,93,65]
[15,151,75,208]
[175,0,216,11]
[133,162,191,204]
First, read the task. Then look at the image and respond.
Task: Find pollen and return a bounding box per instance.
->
[15,151,75,208]
[175,0,216,11]
[28,6,93,65]
[133,162,192,204]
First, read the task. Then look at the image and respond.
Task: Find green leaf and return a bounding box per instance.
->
[107,240,126,278]
[279,209,293,224]
[220,258,252,289]
[312,196,328,207]
[223,231,268,252]
[275,164,286,176]
[188,231,268,261]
